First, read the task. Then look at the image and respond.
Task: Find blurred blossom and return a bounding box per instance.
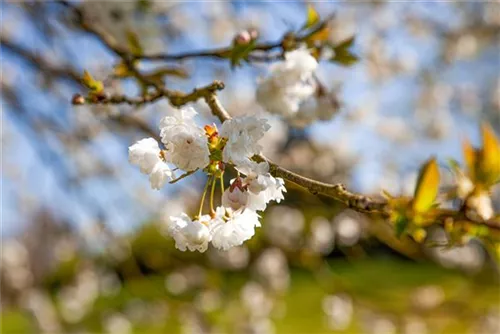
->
[53,236,77,263]
[265,206,305,249]
[491,79,500,114]
[81,1,164,53]
[195,290,222,313]
[403,316,428,334]
[1,240,33,290]
[166,265,207,295]
[58,266,99,323]
[103,313,132,334]
[2,240,29,267]
[307,217,335,255]
[471,308,500,334]
[241,282,274,319]
[179,309,207,334]
[166,272,188,295]
[260,117,288,159]
[396,48,419,74]
[483,3,500,26]
[322,293,353,331]
[422,109,453,140]
[291,93,340,128]
[369,317,397,334]
[456,84,482,116]
[208,246,250,270]
[253,248,290,293]
[21,289,61,333]
[239,318,275,334]
[410,285,445,311]
[454,34,478,60]
[426,228,486,272]
[376,117,414,143]
[125,299,146,322]
[99,271,122,296]
[333,211,362,247]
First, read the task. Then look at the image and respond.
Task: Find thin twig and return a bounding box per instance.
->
[134,14,336,62]
[169,169,198,184]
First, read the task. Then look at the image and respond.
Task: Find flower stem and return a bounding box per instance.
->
[210,175,217,214]
[198,176,212,217]
[220,172,225,197]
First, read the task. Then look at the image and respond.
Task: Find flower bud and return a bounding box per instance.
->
[71,94,85,105]
[233,30,252,45]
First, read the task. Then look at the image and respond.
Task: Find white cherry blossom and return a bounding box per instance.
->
[166,131,210,172]
[256,48,318,117]
[210,208,261,251]
[149,162,173,190]
[220,116,270,166]
[128,137,173,189]
[246,175,286,211]
[160,107,210,171]
[129,138,162,174]
[168,213,213,252]
[222,187,249,211]
[236,160,287,211]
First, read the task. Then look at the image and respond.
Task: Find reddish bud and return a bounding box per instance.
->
[71,94,85,105]
[233,30,252,45]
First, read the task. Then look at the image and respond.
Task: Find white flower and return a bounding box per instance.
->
[467,192,494,221]
[222,187,249,211]
[149,162,173,190]
[220,116,270,165]
[455,172,474,199]
[232,161,287,212]
[292,94,339,128]
[129,138,162,174]
[160,107,210,171]
[159,107,198,141]
[246,175,286,211]
[211,208,261,251]
[129,137,173,189]
[168,213,212,252]
[166,131,210,171]
[256,48,318,117]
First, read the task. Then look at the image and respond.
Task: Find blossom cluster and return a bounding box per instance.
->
[256,48,338,126]
[128,107,286,251]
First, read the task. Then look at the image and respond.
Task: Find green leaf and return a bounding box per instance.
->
[82,70,103,92]
[229,40,257,69]
[113,62,132,78]
[447,158,461,173]
[331,51,359,66]
[395,215,409,238]
[335,37,355,50]
[413,158,440,214]
[127,30,143,56]
[302,5,320,30]
[330,37,359,66]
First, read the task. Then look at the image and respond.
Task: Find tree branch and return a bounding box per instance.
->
[59,0,500,244]
[133,14,335,62]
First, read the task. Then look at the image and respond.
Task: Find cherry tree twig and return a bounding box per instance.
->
[25,1,498,241]
[134,14,336,62]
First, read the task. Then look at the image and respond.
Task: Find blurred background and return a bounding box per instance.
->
[1,1,500,333]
